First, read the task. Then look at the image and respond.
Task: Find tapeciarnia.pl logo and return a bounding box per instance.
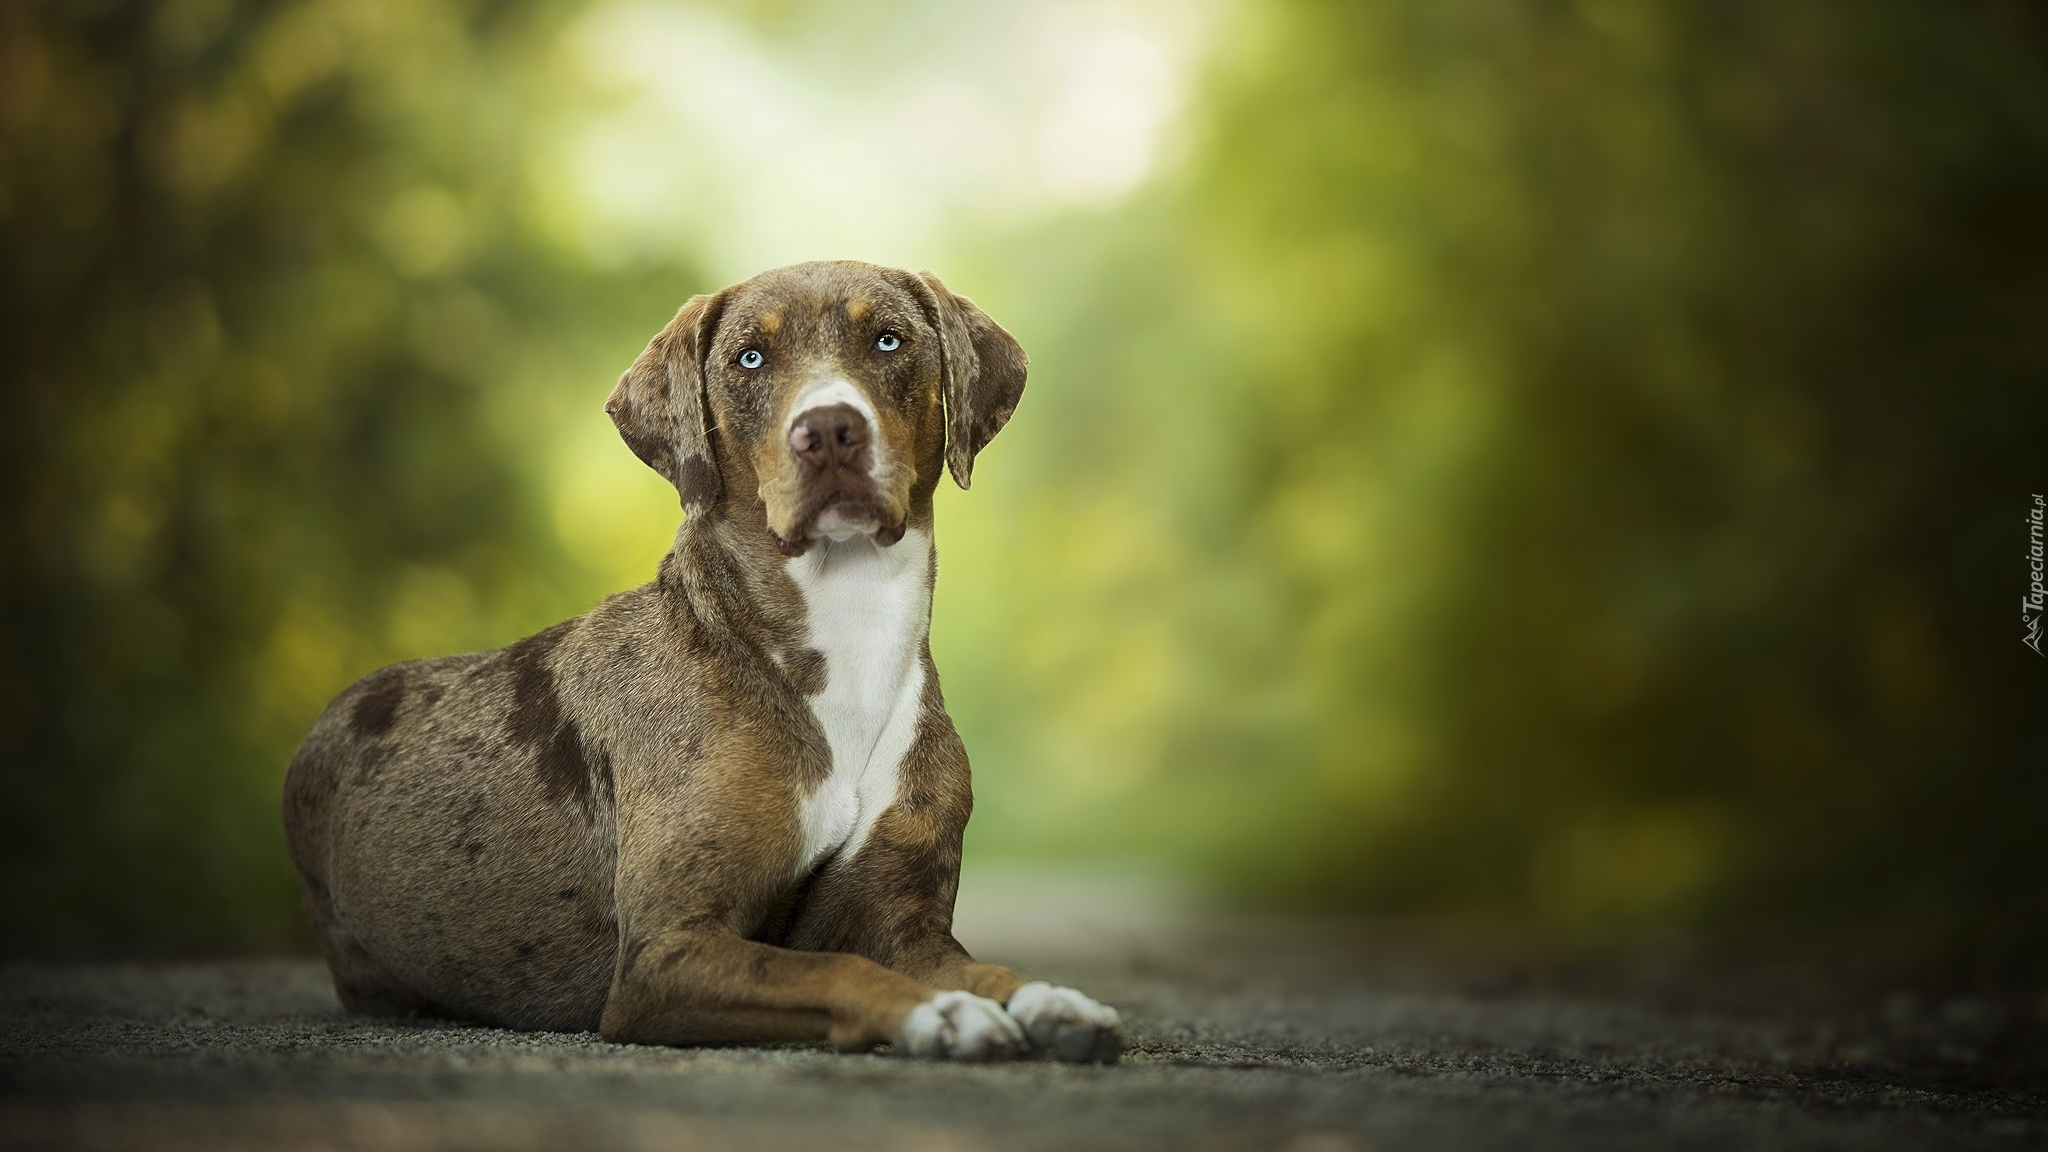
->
[2027,494,2045,656]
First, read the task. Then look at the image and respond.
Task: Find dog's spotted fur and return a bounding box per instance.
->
[282,261,1122,1061]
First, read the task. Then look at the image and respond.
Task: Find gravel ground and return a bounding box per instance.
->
[2,922,2044,1151]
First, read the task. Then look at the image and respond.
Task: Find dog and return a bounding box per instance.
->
[282,261,1123,1063]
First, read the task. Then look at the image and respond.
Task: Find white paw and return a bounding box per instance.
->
[900,990,1028,1062]
[1006,982,1125,1064]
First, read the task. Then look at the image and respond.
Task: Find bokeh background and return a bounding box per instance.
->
[3,0,2044,961]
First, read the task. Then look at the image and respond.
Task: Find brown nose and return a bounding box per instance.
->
[789,404,868,468]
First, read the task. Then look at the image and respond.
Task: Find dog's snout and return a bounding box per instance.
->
[789,405,869,468]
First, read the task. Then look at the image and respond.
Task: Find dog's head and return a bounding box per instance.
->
[606,261,1027,554]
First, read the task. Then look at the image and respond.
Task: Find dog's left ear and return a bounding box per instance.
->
[913,271,1028,490]
[607,293,725,514]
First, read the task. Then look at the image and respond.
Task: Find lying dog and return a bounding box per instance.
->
[282,261,1122,1062]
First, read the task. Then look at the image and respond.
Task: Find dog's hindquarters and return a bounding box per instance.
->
[283,644,622,1030]
[283,658,479,1018]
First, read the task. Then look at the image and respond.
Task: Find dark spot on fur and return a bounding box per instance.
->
[784,648,827,697]
[590,743,615,804]
[677,453,720,509]
[515,941,536,958]
[557,886,578,900]
[915,850,959,905]
[504,622,572,742]
[465,841,484,863]
[351,742,394,788]
[503,622,613,818]
[350,671,409,737]
[535,723,589,809]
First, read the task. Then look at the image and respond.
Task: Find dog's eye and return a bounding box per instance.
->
[874,332,901,352]
[737,349,764,370]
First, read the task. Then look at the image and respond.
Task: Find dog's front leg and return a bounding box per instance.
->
[792,828,1128,1064]
[599,927,1023,1057]
[785,723,1128,1063]
[596,780,1026,1060]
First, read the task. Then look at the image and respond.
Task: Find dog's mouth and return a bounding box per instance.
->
[771,489,907,556]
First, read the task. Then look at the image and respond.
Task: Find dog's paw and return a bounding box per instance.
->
[1006,982,1125,1064]
[900,990,1029,1062]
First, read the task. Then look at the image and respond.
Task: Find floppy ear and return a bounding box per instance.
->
[606,293,724,514]
[914,271,1028,490]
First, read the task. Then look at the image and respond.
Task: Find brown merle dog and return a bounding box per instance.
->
[282,261,1122,1062]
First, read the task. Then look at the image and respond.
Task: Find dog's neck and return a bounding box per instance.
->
[782,528,935,704]
[661,503,935,681]
[665,505,935,870]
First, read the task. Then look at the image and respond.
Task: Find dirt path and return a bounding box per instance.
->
[2,925,2043,1151]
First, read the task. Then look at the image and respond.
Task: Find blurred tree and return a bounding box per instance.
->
[1214,0,2048,943]
[0,0,698,953]
[960,0,2048,950]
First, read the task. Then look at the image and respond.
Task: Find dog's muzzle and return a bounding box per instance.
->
[777,404,905,553]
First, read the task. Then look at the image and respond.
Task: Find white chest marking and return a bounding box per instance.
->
[787,528,931,874]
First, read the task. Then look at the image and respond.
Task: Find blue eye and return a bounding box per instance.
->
[738,348,764,369]
[874,332,901,352]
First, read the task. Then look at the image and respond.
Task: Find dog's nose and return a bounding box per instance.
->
[789,404,868,467]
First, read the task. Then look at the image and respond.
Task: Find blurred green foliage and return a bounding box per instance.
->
[0,0,695,951]
[3,0,2044,955]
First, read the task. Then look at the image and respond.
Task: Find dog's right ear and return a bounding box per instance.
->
[607,293,725,514]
